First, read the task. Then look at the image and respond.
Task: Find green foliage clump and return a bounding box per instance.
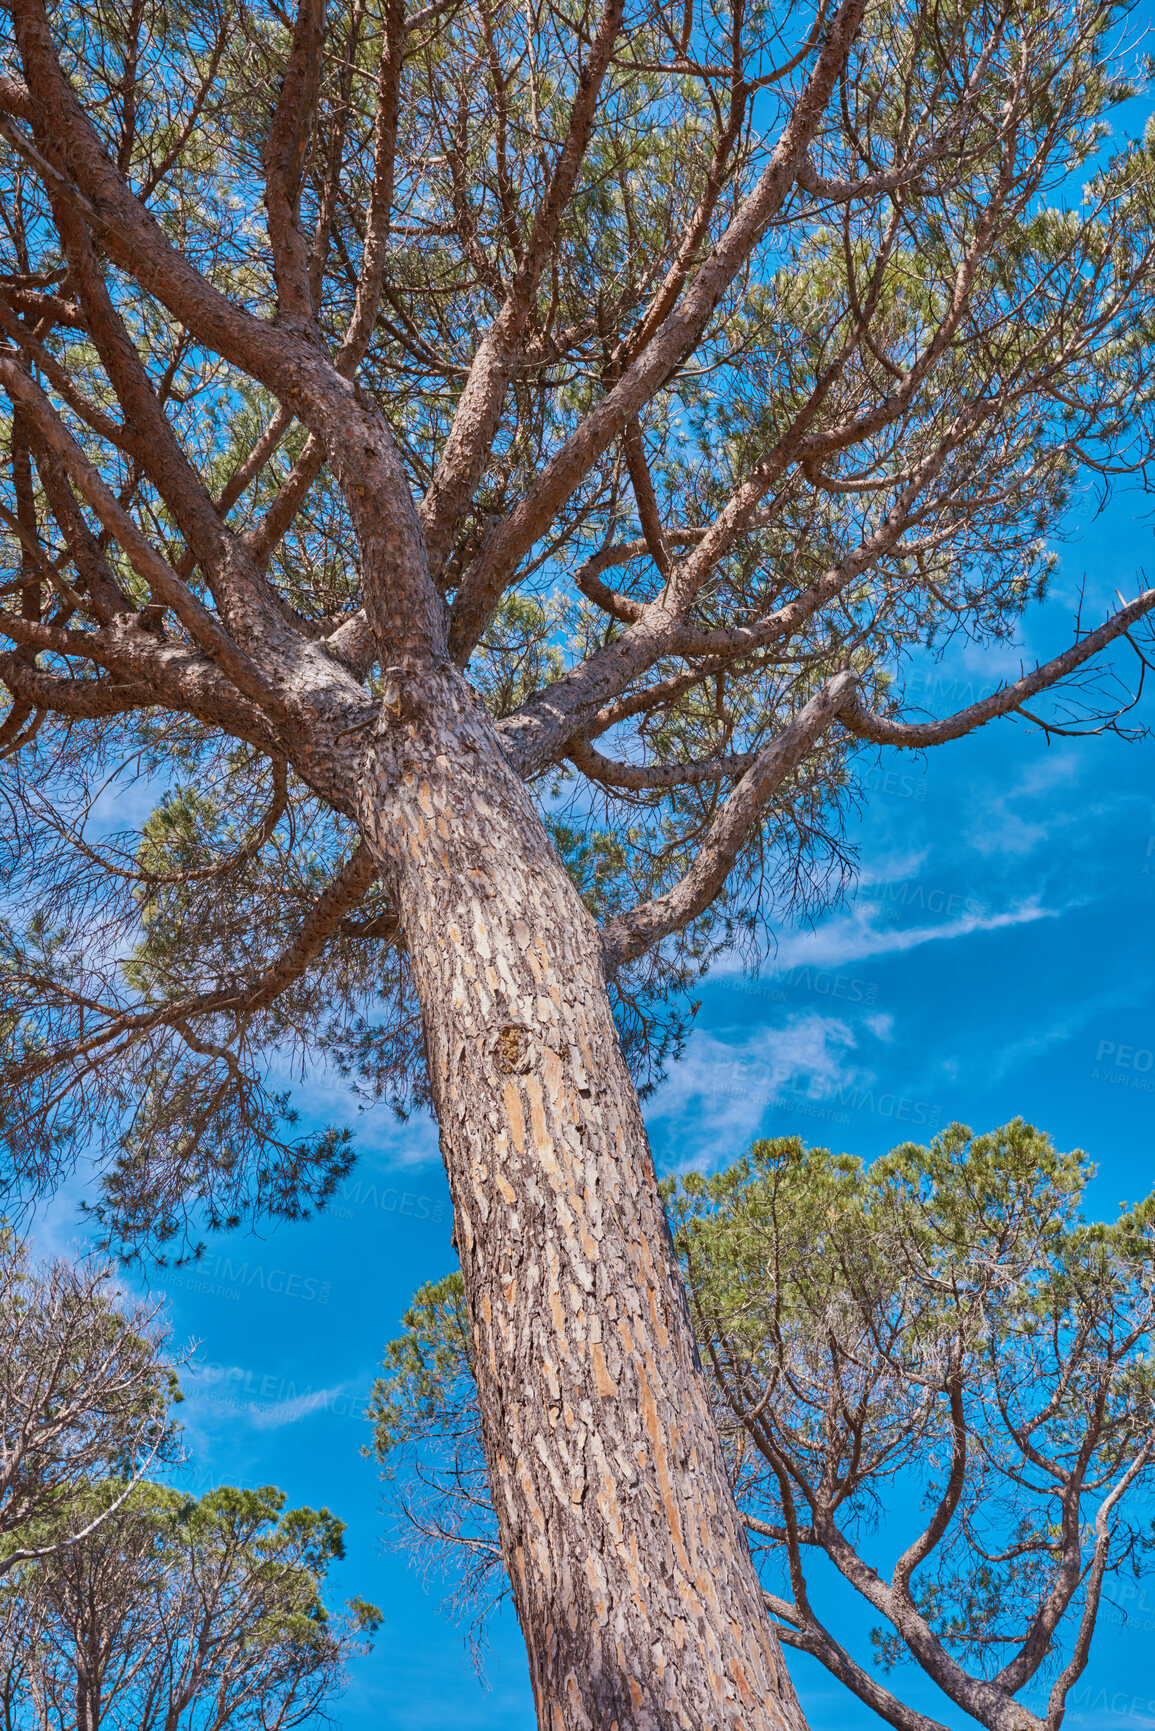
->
[376,1121,1155,1718]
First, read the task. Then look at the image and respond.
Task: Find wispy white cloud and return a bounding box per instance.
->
[955,639,1028,678]
[180,1362,366,1433]
[648,1014,869,1165]
[856,846,932,887]
[1059,1708,1155,1731]
[245,1385,356,1430]
[757,897,1058,973]
[87,769,170,835]
[970,987,1144,1089]
[19,1177,102,1266]
[259,1051,443,1170]
[961,749,1087,858]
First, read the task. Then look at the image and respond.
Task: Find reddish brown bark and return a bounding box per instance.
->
[358,663,808,1729]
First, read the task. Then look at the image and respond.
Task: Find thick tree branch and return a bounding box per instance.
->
[263,0,326,326]
[0,654,160,723]
[808,1505,1044,1731]
[335,0,408,374]
[0,357,289,716]
[10,0,380,439]
[0,298,129,451]
[621,417,671,580]
[891,1368,968,1597]
[31,441,136,621]
[600,672,857,966]
[419,0,626,581]
[1041,1435,1155,1727]
[0,284,85,327]
[498,410,960,779]
[768,1601,954,1731]
[568,734,757,790]
[5,844,379,1092]
[245,436,327,569]
[0,73,32,119]
[0,627,286,755]
[574,530,708,621]
[447,0,868,656]
[838,588,1155,748]
[37,202,294,649]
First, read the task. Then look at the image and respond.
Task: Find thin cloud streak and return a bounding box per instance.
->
[762,899,1059,972]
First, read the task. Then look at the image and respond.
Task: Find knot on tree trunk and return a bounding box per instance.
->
[492,1022,535,1074]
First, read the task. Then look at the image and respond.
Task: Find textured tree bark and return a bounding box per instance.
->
[357,660,808,1731]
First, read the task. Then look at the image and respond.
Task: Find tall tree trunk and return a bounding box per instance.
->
[358,663,806,1731]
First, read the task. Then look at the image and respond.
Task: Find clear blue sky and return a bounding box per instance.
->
[26,117,1155,1731]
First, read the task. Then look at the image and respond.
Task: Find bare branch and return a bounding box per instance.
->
[418,0,626,580]
[447,0,869,656]
[601,672,857,965]
[839,589,1155,748]
[262,0,326,326]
